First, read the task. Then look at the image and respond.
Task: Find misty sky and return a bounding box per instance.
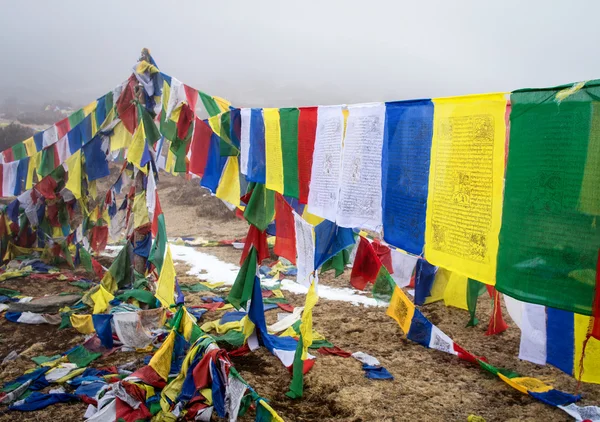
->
[1,0,600,108]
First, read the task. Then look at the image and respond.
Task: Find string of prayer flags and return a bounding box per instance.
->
[382,100,433,255]
[386,286,584,414]
[496,81,600,315]
[425,93,507,285]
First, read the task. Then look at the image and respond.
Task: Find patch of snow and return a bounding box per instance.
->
[170,244,384,307]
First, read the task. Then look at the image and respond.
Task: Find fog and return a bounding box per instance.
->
[1,0,599,108]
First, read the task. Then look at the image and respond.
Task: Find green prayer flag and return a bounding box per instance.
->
[117,289,157,307]
[496,81,600,315]
[227,248,257,310]
[372,266,396,302]
[12,143,27,160]
[320,249,349,278]
[38,147,56,178]
[68,109,86,128]
[279,108,300,198]
[31,355,61,365]
[466,278,486,327]
[66,345,102,368]
[286,333,305,399]
[149,214,167,273]
[107,245,132,289]
[199,91,221,117]
[160,106,177,142]
[243,184,275,231]
[214,330,246,347]
[105,91,114,116]
[140,105,161,144]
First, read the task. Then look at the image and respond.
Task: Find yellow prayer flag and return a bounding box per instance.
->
[136,60,159,75]
[200,319,242,335]
[300,280,318,360]
[302,207,325,226]
[263,108,284,193]
[90,112,98,137]
[208,115,221,136]
[26,152,40,189]
[258,400,284,422]
[100,271,117,294]
[443,271,469,310]
[386,286,416,335]
[165,149,175,174]
[56,368,86,384]
[70,314,95,334]
[160,342,202,413]
[162,80,171,111]
[133,191,150,228]
[214,96,231,113]
[82,100,97,117]
[127,123,147,171]
[24,137,36,156]
[424,267,451,304]
[170,104,182,124]
[150,330,176,381]
[91,285,115,314]
[498,373,553,394]
[65,151,82,199]
[179,308,197,341]
[425,93,507,285]
[111,121,133,152]
[241,315,255,341]
[574,314,600,384]
[215,156,241,207]
[156,246,176,307]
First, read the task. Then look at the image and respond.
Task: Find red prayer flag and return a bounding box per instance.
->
[276,303,294,313]
[116,76,138,134]
[177,103,194,141]
[350,237,382,290]
[91,226,108,253]
[240,225,269,264]
[297,107,317,204]
[371,240,393,274]
[151,195,163,237]
[34,176,58,199]
[183,85,199,111]
[2,149,13,163]
[56,118,71,139]
[317,346,352,358]
[589,249,600,340]
[485,285,508,336]
[188,118,212,177]
[274,193,296,264]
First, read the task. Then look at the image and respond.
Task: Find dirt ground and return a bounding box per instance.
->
[0,172,599,421]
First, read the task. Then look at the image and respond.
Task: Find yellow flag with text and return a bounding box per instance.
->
[425,93,507,285]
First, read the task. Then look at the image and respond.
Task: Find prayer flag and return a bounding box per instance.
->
[425,93,507,285]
